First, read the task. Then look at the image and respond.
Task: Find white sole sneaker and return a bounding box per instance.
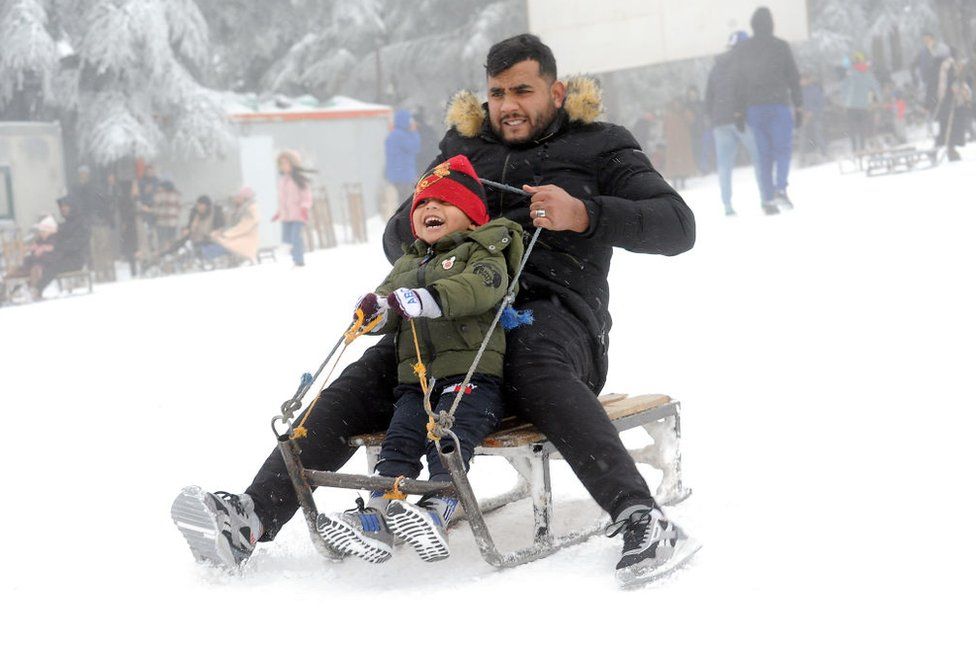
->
[171,486,253,571]
[385,500,450,562]
[616,533,701,587]
[315,514,393,564]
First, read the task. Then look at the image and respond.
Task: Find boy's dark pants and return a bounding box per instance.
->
[375,375,502,480]
[246,300,654,541]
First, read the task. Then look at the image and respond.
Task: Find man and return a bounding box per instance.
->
[72,165,115,281]
[173,34,696,582]
[798,72,828,165]
[705,30,762,216]
[913,33,941,113]
[840,53,882,154]
[152,180,182,252]
[732,6,803,214]
[136,164,159,253]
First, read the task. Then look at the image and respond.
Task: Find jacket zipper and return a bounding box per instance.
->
[498,152,512,217]
[416,246,437,373]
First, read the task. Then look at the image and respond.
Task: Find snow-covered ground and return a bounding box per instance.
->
[3,150,974,653]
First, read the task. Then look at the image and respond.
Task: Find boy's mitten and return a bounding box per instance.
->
[388,287,442,319]
[355,293,389,330]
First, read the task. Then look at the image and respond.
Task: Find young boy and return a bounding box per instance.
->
[316,154,523,564]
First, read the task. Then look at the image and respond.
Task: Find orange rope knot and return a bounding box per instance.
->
[426,417,440,442]
[290,426,308,440]
[383,475,409,501]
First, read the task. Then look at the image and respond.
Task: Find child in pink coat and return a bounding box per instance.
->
[272,150,313,266]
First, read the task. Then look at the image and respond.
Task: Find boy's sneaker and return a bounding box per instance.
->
[608,505,699,586]
[316,497,393,564]
[385,494,459,562]
[171,486,262,571]
[774,190,794,210]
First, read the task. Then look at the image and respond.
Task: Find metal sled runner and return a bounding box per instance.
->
[276,392,691,568]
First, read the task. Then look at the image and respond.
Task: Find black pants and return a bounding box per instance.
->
[503,299,654,518]
[246,300,655,540]
[847,108,870,153]
[377,374,502,480]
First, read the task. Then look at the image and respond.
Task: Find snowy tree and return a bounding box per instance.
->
[70,0,232,165]
[0,0,59,116]
[258,0,524,112]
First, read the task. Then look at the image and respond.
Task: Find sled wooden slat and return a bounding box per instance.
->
[348,392,636,449]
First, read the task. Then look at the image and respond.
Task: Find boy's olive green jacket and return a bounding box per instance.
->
[374,217,524,383]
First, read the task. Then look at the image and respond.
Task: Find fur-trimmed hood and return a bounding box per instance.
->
[445,76,603,138]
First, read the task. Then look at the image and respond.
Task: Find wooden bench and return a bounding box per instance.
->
[280,392,690,568]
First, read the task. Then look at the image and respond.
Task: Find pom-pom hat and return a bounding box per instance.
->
[410,154,489,235]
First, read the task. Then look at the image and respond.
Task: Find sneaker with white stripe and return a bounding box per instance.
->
[316,497,394,564]
[385,495,458,563]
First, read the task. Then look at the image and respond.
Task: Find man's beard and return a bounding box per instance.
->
[492,104,559,145]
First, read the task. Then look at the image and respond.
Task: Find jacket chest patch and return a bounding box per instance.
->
[442,256,456,271]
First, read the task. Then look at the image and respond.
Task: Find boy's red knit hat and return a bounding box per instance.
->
[410,154,489,235]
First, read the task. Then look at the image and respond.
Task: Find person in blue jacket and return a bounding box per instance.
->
[385,108,422,203]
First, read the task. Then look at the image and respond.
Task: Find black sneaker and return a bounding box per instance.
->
[171,486,263,570]
[607,506,694,585]
[761,202,780,215]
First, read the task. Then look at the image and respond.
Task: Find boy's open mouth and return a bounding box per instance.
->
[424,216,445,228]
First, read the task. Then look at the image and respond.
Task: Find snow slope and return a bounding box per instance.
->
[3,153,974,653]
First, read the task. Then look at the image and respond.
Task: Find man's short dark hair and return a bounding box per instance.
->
[485,33,557,80]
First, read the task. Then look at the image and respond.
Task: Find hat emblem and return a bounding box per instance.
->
[416,160,452,193]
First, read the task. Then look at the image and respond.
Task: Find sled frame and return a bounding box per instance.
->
[278,393,691,567]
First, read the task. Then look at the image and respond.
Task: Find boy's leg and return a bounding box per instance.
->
[374,385,430,479]
[245,335,399,540]
[425,374,504,480]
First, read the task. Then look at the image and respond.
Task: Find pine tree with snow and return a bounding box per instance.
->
[72,0,232,165]
[0,0,59,118]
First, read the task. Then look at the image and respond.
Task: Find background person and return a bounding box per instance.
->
[271,150,313,267]
[732,6,803,213]
[385,108,422,202]
[705,30,763,215]
[212,187,261,264]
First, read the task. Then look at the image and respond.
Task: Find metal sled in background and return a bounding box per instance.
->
[839,145,940,176]
[277,393,692,568]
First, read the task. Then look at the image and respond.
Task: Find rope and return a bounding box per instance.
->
[276,310,381,441]
[290,341,350,440]
[382,475,409,501]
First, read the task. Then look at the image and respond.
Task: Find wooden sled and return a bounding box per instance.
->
[277,393,691,568]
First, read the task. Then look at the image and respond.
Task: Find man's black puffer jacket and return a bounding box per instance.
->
[383,79,695,377]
